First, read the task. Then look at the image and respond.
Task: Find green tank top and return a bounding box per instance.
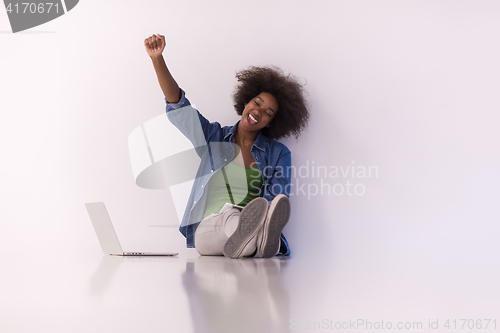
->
[203,162,263,219]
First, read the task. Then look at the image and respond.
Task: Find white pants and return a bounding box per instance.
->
[195,208,260,257]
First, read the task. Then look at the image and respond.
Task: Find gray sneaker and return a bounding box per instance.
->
[223,197,268,259]
[258,195,291,258]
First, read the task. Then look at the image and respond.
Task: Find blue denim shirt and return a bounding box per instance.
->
[165,89,291,255]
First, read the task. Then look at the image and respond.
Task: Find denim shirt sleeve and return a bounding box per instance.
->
[165,88,223,149]
[165,88,190,112]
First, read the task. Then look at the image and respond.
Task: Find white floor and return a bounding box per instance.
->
[1,242,499,333]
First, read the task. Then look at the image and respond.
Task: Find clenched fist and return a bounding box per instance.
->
[144,34,166,58]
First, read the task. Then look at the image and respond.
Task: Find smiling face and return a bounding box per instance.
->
[239,92,279,133]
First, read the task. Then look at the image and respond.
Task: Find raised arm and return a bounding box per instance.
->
[144,34,181,103]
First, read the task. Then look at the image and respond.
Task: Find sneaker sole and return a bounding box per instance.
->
[259,195,290,258]
[223,197,268,259]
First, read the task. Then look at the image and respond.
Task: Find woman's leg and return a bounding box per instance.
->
[223,197,268,259]
[195,197,271,258]
[195,208,239,256]
[256,194,291,258]
[224,211,260,257]
[195,207,260,256]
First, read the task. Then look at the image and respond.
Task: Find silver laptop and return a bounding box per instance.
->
[85,202,178,256]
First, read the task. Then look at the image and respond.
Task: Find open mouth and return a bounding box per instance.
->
[248,113,259,125]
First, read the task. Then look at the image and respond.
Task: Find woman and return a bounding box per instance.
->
[145,34,309,258]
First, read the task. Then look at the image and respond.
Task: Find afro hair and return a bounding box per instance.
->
[232,65,309,140]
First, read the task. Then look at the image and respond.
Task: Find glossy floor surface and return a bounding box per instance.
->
[2,244,499,333]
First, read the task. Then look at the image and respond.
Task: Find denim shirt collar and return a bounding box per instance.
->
[224,120,267,152]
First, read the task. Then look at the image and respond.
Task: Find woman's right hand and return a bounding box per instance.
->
[144,34,166,58]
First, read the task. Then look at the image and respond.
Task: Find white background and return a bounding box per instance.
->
[1,1,499,332]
